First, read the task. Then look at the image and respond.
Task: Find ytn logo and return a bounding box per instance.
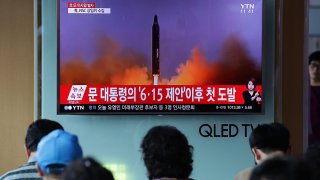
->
[64,105,85,111]
[241,4,254,14]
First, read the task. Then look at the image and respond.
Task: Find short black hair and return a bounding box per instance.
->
[250,157,312,180]
[249,122,290,153]
[61,157,114,180]
[25,119,64,152]
[309,51,320,65]
[246,78,256,89]
[305,142,320,180]
[141,126,193,180]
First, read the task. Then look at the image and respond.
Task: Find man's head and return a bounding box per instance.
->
[309,51,320,85]
[141,125,193,180]
[61,157,114,180]
[250,157,312,180]
[25,119,64,156]
[36,129,83,179]
[249,122,290,164]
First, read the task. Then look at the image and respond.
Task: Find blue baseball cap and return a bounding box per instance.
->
[36,129,83,174]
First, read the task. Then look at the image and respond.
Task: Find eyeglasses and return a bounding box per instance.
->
[309,62,320,68]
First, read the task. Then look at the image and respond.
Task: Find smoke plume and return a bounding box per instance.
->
[60,35,261,85]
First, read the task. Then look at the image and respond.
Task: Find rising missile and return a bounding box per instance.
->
[152,15,160,85]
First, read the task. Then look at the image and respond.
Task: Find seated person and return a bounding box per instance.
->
[36,129,83,180]
[235,122,291,180]
[250,157,312,180]
[61,157,114,180]
[141,125,194,180]
[0,119,63,180]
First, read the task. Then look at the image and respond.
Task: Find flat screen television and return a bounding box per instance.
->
[58,0,263,114]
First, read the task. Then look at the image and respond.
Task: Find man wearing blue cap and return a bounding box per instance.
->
[36,129,83,180]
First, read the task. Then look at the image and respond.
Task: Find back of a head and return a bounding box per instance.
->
[25,119,64,152]
[309,51,320,64]
[61,157,114,180]
[141,125,193,180]
[249,122,290,154]
[37,129,83,175]
[250,157,312,180]
[305,142,320,180]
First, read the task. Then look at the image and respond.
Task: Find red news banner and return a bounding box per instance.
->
[60,85,262,105]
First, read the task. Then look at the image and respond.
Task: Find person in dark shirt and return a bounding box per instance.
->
[141,125,194,180]
[309,51,320,145]
[61,157,114,180]
[242,78,262,110]
[235,122,291,180]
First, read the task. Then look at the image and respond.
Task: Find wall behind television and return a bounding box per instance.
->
[41,0,275,179]
[0,0,34,174]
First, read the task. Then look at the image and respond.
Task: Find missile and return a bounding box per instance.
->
[152,15,160,85]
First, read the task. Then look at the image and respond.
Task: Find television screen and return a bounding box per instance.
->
[58,0,263,114]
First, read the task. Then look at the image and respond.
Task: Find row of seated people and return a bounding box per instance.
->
[0,119,192,180]
[0,119,319,180]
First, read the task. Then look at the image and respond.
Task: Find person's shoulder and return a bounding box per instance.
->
[0,162,40,180]
[234,167,254,180]
[0,166,24,179]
